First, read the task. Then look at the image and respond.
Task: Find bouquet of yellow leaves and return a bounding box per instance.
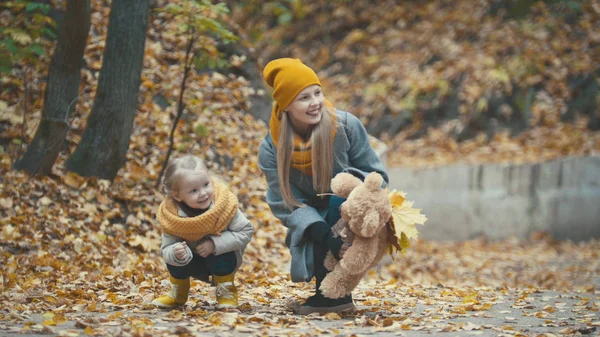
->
[386,190,427,255]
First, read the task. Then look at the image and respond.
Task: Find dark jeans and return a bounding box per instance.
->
[314,195,345,288]
[167,251,236,282]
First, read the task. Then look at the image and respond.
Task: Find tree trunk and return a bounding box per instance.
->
[66,0,150,180]
[12,0,90,175]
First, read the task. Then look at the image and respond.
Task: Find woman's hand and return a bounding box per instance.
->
[174,242,189,260]
[195,238,216,257]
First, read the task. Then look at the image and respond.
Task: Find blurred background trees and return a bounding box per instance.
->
[1,0,598,178]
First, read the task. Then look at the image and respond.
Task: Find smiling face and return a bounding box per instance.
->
[286,84,325,136]
[171,169,214,210]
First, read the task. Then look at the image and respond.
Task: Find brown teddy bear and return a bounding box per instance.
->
[319,171,394,299]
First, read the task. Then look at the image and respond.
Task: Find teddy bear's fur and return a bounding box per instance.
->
[320,172,393,299]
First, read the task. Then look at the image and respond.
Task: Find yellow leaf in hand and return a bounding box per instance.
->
[399,232,411,252]
[390,191,427,241]
[389,190,406,207]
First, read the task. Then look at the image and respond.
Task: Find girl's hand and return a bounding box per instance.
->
[339,242,351,259]
[174,242,189,260]
[195,239,215,258]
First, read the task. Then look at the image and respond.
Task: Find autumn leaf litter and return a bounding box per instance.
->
[1,0,599,336]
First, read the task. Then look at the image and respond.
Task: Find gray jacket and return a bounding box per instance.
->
[258,110,388,282]
[161,205,254,272]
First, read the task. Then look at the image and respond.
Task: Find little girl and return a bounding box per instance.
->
[152,155,254,308]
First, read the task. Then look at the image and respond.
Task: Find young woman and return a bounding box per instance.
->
[258,58,388,314]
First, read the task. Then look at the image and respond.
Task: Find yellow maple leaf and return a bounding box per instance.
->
[462,292,479,304]
[389,190,427,241]
[389,190,406,207]
[323,312,341,320]
[399,232,411,252]
[42,312,54,319]
[1,225,20,241]
[63,172,87,189]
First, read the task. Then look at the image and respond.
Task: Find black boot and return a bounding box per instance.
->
[295,279,356,315]
[296,214,356,315]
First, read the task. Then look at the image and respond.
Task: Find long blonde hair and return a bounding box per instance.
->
[277,105,335,209]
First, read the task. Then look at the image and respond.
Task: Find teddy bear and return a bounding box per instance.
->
[319,171,394,299]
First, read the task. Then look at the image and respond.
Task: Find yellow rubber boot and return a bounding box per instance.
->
[152,276,190,308]
[214,273,238,308]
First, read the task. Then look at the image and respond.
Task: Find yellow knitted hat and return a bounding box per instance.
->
[263,58,322,119]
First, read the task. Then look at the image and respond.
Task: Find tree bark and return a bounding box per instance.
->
[66,0,150,180]
[12,0,90,175]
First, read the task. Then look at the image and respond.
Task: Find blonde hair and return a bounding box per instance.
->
[277,105,335,209]
[163,155,208,194]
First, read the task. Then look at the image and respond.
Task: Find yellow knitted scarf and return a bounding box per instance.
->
[269,100,337,176]
[156,180,238,241]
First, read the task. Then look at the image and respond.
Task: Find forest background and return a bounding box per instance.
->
[0,0,598,336]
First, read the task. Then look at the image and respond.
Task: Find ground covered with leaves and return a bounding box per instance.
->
[1,166,599,336]
[1,0,599,336]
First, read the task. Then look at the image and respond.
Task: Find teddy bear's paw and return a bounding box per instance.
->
[322,287,350,300]
[324,252,337,271]
[320,276,349,299]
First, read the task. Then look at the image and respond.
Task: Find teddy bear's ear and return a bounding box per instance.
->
[364,172,384,191]
[331,172,362,198]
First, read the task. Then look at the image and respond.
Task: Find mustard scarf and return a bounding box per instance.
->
[269,100,337,176]
[156,180,238,241]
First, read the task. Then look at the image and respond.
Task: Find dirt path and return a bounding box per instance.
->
[4,283,598,337]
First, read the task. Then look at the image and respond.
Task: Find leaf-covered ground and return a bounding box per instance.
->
[1,168,599,336]
[1,0,599,336]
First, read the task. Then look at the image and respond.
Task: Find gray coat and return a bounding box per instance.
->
[258,110,388,282]
[161,206,254,272]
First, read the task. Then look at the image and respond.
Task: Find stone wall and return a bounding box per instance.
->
[385,156,600,242]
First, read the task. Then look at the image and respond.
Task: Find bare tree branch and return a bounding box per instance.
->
[155,31,197,189]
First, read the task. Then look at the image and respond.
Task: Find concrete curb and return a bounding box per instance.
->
[385,156,600,241]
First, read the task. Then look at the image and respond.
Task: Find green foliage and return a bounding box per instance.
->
[194,123,209,138]
[514,88,535,116]
[159,0,238,71]
[273,1,295,25]
[548,0,583,13]
[501,0,583,19]
[266,0,307,24]
[0,0,57,73]
[235,0,305,26]
[194,53,229,70]
[162,1,236,42]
